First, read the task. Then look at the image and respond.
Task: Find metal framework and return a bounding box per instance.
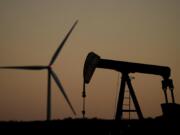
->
[83,52,175,120]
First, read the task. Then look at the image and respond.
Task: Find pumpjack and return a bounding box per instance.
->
[82,52,177,120]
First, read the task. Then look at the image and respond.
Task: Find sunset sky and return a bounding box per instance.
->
[0,0,179,121]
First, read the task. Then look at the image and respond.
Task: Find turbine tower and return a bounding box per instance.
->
[0,20,78,121]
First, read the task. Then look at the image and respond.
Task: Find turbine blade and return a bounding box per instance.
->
[50,70,76,115]
[0,66,47,70]
[49,20,78,66]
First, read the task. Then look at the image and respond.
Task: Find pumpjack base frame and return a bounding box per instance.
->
[115,73,144,120]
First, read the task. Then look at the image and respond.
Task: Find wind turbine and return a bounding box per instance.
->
[0,20,78,121]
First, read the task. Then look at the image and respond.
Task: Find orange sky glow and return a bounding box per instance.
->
[0,0,179,121]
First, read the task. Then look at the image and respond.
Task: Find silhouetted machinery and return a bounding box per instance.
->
[83,52,176,120]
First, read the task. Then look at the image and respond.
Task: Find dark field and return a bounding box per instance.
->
[0,118,179,134]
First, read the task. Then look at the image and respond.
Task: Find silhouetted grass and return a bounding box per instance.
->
[0,117,179,134]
